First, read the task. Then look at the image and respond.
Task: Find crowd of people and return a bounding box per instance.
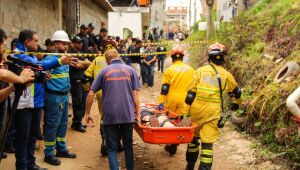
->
[0,23,168,170]
[0,21,241,170]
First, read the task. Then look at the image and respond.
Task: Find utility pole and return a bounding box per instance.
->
[189,0,192,29]
[206,0,214,40]
[194,0,197,24]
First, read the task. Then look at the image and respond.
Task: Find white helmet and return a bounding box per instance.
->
[52,30,70,42]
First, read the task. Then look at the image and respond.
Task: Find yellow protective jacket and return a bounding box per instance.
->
[183,63,241,143]
[157,61,194,115]
[84,56,107,114]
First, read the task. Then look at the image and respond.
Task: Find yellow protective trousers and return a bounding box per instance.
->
[183,63,240,143]
[84,56,106,115]
[157,61,194,115]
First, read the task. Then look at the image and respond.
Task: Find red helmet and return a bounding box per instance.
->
[170,47,184,58]
[208,42,227,57]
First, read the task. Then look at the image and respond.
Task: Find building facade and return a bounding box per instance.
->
[165,6,188,32]
[150,0,166,29]
[108,7,150,39]
[0,0,112,45]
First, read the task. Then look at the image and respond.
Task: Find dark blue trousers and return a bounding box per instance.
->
[104,123,134,170]
[15,108,42,170]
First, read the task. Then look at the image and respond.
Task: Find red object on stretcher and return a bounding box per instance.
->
[134,104,198,144]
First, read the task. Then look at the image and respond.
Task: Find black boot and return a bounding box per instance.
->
[164,144,178,155]
[28,164,48,170]
[44,155,61,166]
[100,141,107,156]
[186,138,200,170]
[71,123,86,133]
[56,150,76,158]
[186,163,196,170]
[198,143,213,170]
[198,163,212,170]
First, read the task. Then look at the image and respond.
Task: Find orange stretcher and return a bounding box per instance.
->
[134,104,198,144]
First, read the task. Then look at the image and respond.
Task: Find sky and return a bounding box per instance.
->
[166,0,189,7]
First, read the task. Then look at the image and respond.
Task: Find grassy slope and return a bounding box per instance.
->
[187,0,300,168]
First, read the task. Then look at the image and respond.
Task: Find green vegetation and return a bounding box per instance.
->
[186,0,300,168]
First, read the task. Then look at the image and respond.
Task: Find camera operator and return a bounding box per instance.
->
[11,29,72,170]
[0,29,35,160]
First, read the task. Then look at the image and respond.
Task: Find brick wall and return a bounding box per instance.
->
[0,0,61,46]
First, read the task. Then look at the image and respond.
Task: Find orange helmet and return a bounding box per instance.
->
[208,42,227,57]
[170,47,184,58]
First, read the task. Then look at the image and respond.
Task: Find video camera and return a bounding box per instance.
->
[7,55,49,84]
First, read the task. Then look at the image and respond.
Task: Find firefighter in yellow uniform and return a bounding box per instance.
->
[157,47,194,155]
[84,39,119,155]
[182,43,242,170]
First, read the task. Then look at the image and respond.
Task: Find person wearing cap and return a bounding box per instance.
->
[77,24,89,53]
[128,40,143,80]
[69,36,91,132]
[156,46,194,156]
[44,38,55,52]
[43,30,79,166]
[11,38,18,51]
[156,45,167,73]
[95,28,108,52]
[87,23,97,53]
[11,29,72,170]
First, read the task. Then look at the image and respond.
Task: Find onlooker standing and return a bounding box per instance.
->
[120,45,130,65]
[87,23,97,53]
[178,32,185,41]
[69,36,91,133]
[156,46,167,73]
[43,30,77,166]
[95,28,108,52]
[77,24,89,53]
[12,29,70,170]
[85,49,140,170]
[142,44,156,88]
[128,40,142,79]
[11,38,19,51]
[44,39,55,52]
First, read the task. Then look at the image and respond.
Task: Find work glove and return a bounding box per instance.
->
[217,114,227,128]
[230,103,239,111]
[157,103,164,111]
[180,114,190,120]
[179,114,191,127]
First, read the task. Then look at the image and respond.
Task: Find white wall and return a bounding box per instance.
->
[150,0,166,28]
[217,0,234,22]
[108,12,142,39]
[198,22,220,31]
